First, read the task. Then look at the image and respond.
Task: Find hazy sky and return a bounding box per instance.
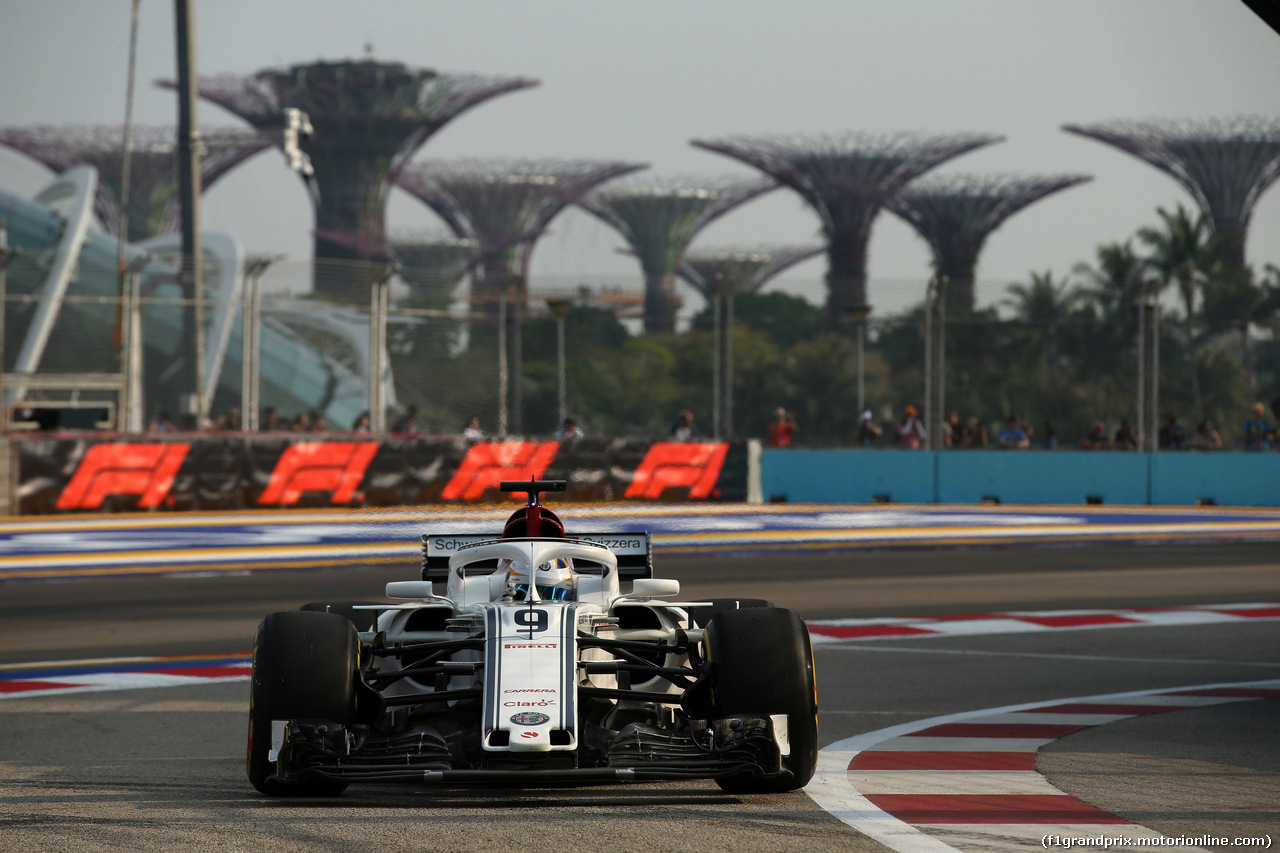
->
[1,0,1278,315]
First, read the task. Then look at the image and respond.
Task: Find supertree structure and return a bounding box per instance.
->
[582,176,777,333]
[0,124,271,242]
[1062,116,1280,271]
[395,158,646,315]
[396,158,645,432]
[159,60,538,300]
[680,244,823,300]
[889,173,1092,311]
[387,230,480,311]
[690,131,1003,325]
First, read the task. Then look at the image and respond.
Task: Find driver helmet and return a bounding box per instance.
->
[504,556,576,602]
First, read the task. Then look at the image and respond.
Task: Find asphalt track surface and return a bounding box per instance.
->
[0,506,1277,852]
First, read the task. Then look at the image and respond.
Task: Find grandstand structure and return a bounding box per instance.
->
[159,60,538,301]
[889,173,1092,311]
[0,170,370,431]
[582,177,777,334]
[394,158,645,431]
[0,124,272,243]
[690,131,1003,326]
[1063,117,1280,272]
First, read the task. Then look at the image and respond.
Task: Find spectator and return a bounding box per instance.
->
[1158,411,1185,450]
[308,411,327,432]
[943,411,963,448]
[462,417,484,442]
[225,407,242,431]
[767,407,797,448]
[1242,402,1272,450]
[997,414,1030,449]
[670,410,695,442]
[147,411,175,433]
[855,409,882,446]
[290,411,311,432]
[895,405,925,449]
[352,411,371,433]
[963,416,989,448]
[1080,421,1112,450]
[260,406,281,431]
[1041,420,1059,450]
[1190,420,1223,450]
[1113,419,1139,451]
[393,405,420,436]
[553,418,583,440]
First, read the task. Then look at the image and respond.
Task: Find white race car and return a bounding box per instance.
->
[247,480,818,795]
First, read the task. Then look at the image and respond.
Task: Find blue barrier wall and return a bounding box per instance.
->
[761,449,1280,506]
[760,449,936,503]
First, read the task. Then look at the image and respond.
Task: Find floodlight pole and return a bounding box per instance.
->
[0,223,17,422]
[174,0,205,428]
[497,290,509,437]
[369,263,396,434]
[546,299,572,428]
[241,255,281,433]
[711,274,723,440]
[845,305,872,417]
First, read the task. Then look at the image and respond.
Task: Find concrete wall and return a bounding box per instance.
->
[761,449,1280,506]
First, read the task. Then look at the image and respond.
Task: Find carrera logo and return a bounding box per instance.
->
[56,442,191,510]
[504,643,557,649]
[257,442,379,506]
[624,442,729,500]
[504,688,556,693]
[441,441,559,501]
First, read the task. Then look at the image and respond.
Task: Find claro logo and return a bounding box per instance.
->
[257,442,379,506]
[624,442,729,500]
[56,442,192,510]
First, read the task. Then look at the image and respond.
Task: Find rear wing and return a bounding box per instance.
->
[422,532,653,582]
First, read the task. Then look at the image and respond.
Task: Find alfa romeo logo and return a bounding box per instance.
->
[510,712,550,726]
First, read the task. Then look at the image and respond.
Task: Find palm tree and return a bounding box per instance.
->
[1073,242,1152,426]
[1001,271,1081,422]
[1136,204,1224,419]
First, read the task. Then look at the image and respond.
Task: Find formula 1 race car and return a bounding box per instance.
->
[247,480,817,796]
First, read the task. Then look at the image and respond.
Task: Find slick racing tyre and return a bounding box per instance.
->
[300,600,383,632]
[704,607,818,794]
[685,597,772,630]
[247,610,358,796]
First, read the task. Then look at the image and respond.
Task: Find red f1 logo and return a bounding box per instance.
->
[441,442,560,501]
[257,442,379,506]
[624,442,729,500]
[56,442,192,511]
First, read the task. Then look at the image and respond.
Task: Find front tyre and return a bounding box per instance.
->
[704,607,818,793]
[247,610,358,796]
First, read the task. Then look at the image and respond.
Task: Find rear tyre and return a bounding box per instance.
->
[299,600,383,632]
[247,610,358,796]
[704,607,818,794]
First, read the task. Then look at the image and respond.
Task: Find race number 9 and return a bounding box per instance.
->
[514,609,548,633]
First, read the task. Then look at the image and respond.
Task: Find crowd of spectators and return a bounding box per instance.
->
[141,397,1279,453]
[840,401,1278,452]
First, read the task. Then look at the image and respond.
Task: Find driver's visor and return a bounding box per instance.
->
[509,583,575,602]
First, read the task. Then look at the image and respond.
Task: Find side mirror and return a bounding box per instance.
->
[386,581,436,600]
[629,578,680,598]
